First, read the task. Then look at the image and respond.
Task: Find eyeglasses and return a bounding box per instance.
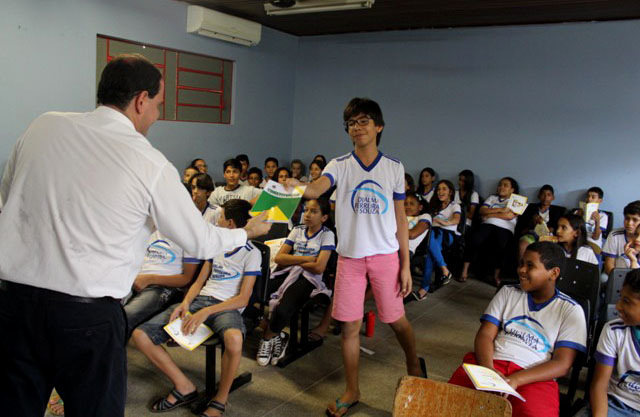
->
[344,117,373,130]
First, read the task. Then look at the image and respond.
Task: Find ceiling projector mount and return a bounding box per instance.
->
[264,0,375,16]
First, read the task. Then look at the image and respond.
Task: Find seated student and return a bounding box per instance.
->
[449,242,587,417]
[312,154,327,166]
[582,269,640,417]
[454,169,480,228]
[190,157,208,174]
[260,157,279,188]
[405,192,431,258]
[416,167,436,202]
[574,187,609,250]
[404,173,415,194]
[132,199,261,417]
[516,185,565,260]
[236,154,250,184]
[208,158,260,206]
[247,167,263,189]
[624,224,640,270]
[413,180,460,300]
[308,160,325,183]
[603,201,640,275]
[256,198,335,366]
[555,213,599,265]
[182,166,199,190]
[460,177,520,284]
[274,166,291,185]
[290,159,308,183]
[190,173,219,224]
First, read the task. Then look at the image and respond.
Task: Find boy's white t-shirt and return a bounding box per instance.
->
[585,211,609,248]
[282,225,336,282]
[202,203,221,225]
[454,190,480,226]
[432,201,462,235]
[208,184,260,206]
[139,231,199,276]
[481,195,518,234]
[408,213,431,253]
[200,241,262,308]
[594,319,640,411]
[603,229,631,268]
[561,245,599,265]
[322,151,405,258]
[481,285,587,369]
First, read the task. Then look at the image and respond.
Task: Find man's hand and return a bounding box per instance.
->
[132,274,151,292]
[399,266,412,297]
[243,211,271,239]
[169,302,190,323]
[181,309,209,335]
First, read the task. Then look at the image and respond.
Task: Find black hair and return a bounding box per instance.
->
[97,54,162,111]
[404,173,415,193]
[623,269,640,294]
[525,241,565,271]
[428,180,456,216]
[587,187,604,199]
[291,159,306,177]
[274,167,291,182]
[264,157,279,167]
[223,158,242,172]
[343,97,385,145]
[458,169,475,209]
[248,167,263,179]
[539,184,555,196]
[405,192,426,214]
[624,200,640,217]
[190,173,214,193]
[313,154,327,165]
[557,213,588,259]
[190,158,206,169]
[235,154,249,165]
[221,199,252,228]
[416,167,437,195]
[500,177,520,194]
[309,160,326,171]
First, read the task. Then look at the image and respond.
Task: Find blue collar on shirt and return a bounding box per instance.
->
[351,151,382,172]
[201,203,210,215]
[527,289,558,312]
[305,226,324,240]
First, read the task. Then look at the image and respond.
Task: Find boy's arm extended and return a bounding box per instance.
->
[286,176,331,200]
[395,200,412,297]
[474,321,500,370]
[505,347,577,389]
[589,362,613,417]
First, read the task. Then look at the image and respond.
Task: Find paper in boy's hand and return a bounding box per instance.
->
[163,313,213,351]
[462,363,526,402]
[506,194,528,215]
[579,201,599,223]
[250,180,306,223]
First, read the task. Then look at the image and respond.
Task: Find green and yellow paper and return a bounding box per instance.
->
[250,180,306,223]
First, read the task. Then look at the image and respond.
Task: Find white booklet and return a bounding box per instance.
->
[579,201,599,223]
[462,363,526,402]
[163,313,214,351]
[506,193,528,215]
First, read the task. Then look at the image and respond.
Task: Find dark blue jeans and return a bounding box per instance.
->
[123,285,182,337]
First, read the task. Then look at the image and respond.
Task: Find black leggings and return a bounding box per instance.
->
[269,277,315,334]
[464,223,513,270]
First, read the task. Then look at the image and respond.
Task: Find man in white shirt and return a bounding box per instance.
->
[0,54,269,417]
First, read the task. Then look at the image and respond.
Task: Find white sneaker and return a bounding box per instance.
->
[270,332,289,366]
[256,337,273,366]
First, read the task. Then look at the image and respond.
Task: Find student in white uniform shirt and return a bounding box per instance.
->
[260,157,279,188]
[603,201,640,275]
[416,167,436,203]
[290,159,308,183]
[454,169,480,228]
[235,154,250,184]
[133,199,262,417]
[208,158,261,206]
[189,173,221,225]
[0,55,269,417]
[555,214,599,265]
[404,193,431,256]
[247,167,263,189]
[577,187,609,249]
[582,269,640,417]
[287,98,424,417]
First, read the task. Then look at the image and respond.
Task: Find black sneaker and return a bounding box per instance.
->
[270,332,289,365]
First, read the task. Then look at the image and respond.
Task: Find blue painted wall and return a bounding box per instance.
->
[0,0,298,183]
[291,22,640,226]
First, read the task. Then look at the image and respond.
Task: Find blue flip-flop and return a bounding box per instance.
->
[325,398,360,416]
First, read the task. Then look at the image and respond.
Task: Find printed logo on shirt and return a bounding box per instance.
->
[146,240,177,264]
[210,262,241,281]
[350,180,389,215]
[503,315,551,353]
[618,370,640,393]
[294,242,320,256]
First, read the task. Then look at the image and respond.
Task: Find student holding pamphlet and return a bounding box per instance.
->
[449,242,587,417]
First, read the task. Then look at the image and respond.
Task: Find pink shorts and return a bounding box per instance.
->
[332,252,405,324]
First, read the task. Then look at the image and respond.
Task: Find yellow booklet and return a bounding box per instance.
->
[579,201,599,223]
[163,313,214,351]
[462,363,526,402]
[506,193,528,215]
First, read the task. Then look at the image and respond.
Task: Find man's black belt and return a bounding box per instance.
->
[0,280,120,304]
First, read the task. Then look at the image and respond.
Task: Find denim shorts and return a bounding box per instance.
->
[575,396,640,417]
[123,286,183,335]
[137,295,245,345]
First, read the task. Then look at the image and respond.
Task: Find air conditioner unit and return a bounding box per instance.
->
[187,6,261,47]
[264,0,375,16]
